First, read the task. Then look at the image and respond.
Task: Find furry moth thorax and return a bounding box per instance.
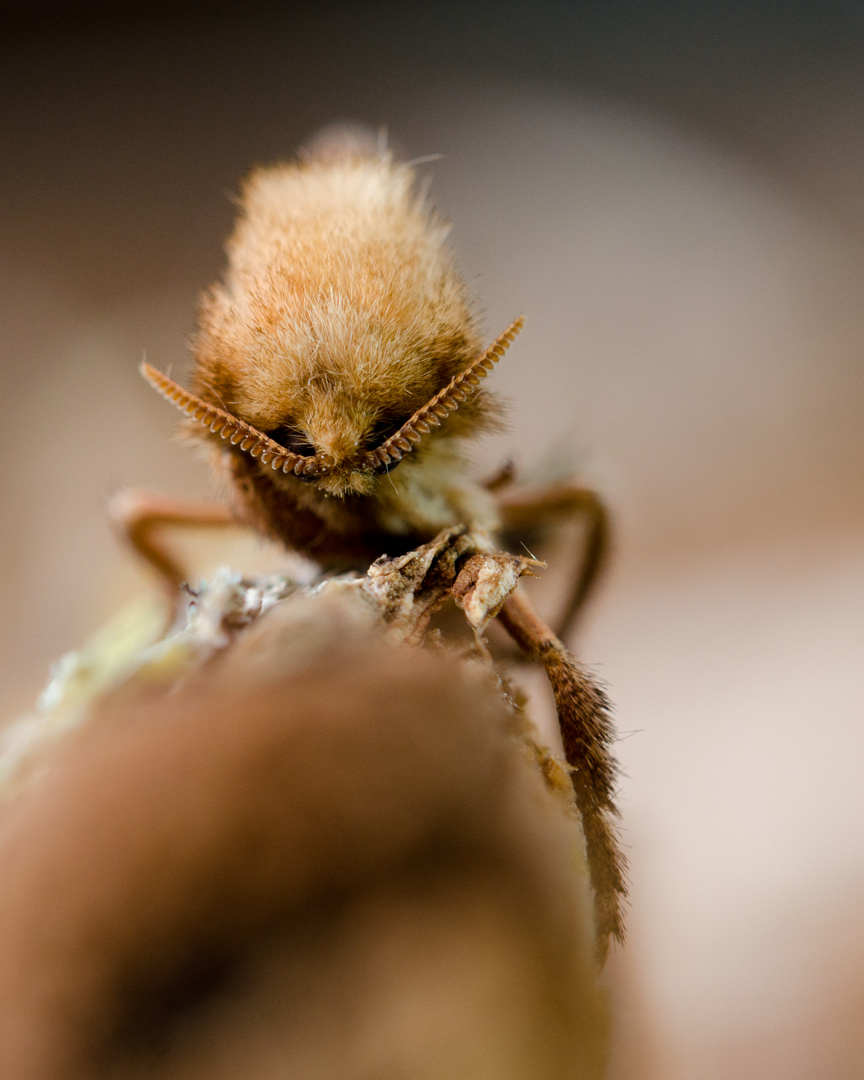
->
[143,134,522,565]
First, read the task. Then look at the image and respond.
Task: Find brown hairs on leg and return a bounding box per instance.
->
[109,491,236,597]
[496,482,611,641]
[497,587,627,963]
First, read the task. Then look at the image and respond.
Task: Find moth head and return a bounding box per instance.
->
[141,316,523,497]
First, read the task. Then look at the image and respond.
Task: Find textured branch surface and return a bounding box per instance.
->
[4,527,623,963]
[0,529,616,1079]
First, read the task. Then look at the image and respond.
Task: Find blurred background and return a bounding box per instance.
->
[1,1,863,1076]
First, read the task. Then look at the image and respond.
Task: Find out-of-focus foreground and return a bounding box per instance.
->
[1,4,863,1077]
[0,582,609,1079]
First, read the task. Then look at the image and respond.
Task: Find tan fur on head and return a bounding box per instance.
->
[193,151,484,453]
[137,136,519,564]
[138,130,522,565]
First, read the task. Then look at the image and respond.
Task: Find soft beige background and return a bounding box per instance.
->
[2,6,863,1077]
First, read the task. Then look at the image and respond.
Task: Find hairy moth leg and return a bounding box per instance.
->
[496,482,611,640]
[497,587,626,963]
[480,459,517,493]
[109,491,236,597]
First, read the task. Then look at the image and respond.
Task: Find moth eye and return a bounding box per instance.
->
[368,417,406,447]
[271,427,316,457]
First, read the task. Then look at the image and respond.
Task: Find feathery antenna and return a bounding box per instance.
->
[140,315,522,478]
[357,315,524,471]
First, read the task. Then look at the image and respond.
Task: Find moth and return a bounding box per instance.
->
[117,127,626,959]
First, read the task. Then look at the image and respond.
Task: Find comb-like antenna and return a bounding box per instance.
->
[356,315,524,471]
[142,316,522,479]
[139,363,333,477]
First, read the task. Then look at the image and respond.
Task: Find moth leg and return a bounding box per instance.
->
[496,481,610,640]
[109,491,236,597]
[497,586,626,964]
[480,458,517,493]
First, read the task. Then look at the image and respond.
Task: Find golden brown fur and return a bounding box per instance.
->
[0,606,607,1079]
[188,135,501,565]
